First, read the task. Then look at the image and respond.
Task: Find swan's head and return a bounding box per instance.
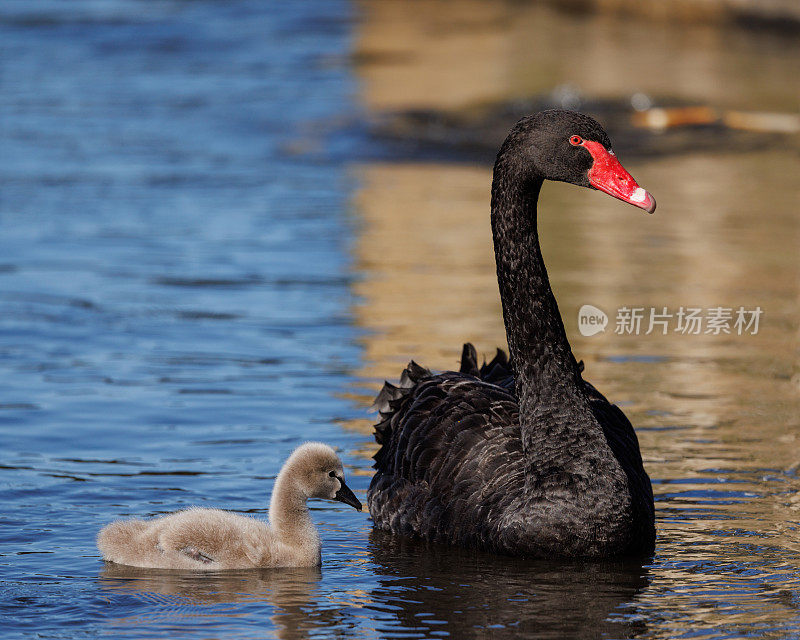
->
[502,109,656,214]
[284,442,362,511]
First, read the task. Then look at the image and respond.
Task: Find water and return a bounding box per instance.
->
[1,1,799,638]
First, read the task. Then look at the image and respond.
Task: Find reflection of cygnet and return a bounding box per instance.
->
[97,443,362,569]
[99,565,323,640]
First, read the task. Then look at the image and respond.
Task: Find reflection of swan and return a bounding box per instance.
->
[369,111,655,557]
[98,564,323,640]
[366,529,650,639]
[98,443,362,569]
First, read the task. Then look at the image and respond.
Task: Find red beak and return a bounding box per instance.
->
[583,141,656,213]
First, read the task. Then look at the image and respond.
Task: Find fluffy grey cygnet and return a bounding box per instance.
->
[97,442,362,569]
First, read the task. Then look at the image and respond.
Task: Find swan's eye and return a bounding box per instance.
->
[328,470,336,478]
[569,135,583,146]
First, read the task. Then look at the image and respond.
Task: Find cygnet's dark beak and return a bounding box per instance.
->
[335,478,362,511]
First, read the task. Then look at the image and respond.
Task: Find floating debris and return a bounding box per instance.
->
[369,94,799,163]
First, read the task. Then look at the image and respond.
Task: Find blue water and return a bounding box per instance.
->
[3,2,800,639]
[0,1,371,636]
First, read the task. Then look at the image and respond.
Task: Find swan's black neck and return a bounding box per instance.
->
[491,153,591,448]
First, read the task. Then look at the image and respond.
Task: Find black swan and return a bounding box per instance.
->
[367,110,656,558]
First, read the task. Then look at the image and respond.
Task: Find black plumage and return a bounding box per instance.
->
[368,110,656,558]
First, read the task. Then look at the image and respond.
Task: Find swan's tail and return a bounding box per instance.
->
[371,359,431,470]
[371,343,517,466]
[371,360,429,416]
[470,344,516,392]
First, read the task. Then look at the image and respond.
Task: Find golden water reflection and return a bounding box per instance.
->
[350,1,800,636]
[356,0,800,112]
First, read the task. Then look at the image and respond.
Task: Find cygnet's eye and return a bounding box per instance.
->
[328,470,336,478]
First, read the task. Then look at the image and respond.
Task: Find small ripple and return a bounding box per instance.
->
[194,439,265,445]
[0,464,35,471]
[86,470,214,478]
[151,354,283,366]
[52,458,147,465]
[176,388,234,395]
[174,311,242,320]
[152,276,262,288]
[604,354,669,363]
[42,473,89,482]
[666,391,721,400]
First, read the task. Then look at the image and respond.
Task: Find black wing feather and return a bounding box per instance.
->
[368,343,655,556]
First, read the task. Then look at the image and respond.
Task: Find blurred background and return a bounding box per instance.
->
[1,1,798,638]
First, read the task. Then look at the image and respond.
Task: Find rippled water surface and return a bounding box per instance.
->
[2,1,799,639]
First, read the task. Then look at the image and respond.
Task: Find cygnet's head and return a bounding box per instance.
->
[284,442,362,511]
